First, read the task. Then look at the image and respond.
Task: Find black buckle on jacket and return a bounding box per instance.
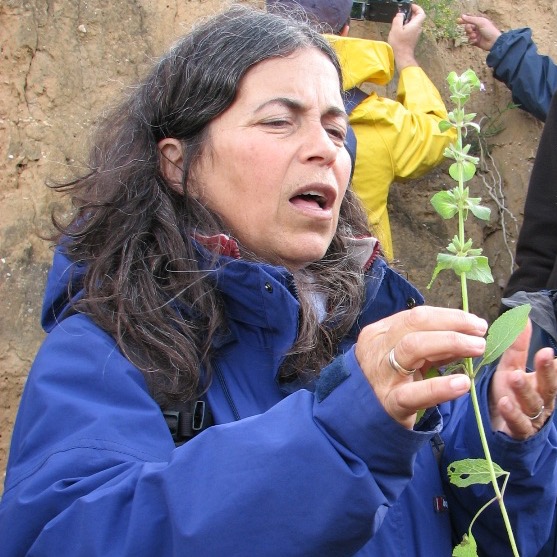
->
[163,399,213,446]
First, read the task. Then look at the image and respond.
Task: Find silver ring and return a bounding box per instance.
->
[388,348,416,377]
[528,405,544,421]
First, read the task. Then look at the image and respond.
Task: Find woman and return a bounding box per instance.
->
[0,6,556,556]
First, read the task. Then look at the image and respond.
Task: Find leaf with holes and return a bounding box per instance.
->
[448,459,507,488]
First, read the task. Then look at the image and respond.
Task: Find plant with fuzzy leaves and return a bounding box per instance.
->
[429,69,530,557]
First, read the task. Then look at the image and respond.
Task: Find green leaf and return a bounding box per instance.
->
[452,533,478,557]
[433,253,471,276]
[424,367,441,379]
[439,120,453,133]
[477,304,531,367]
[448,161,476,183]
[427,264,443,289]
[447,239,459,254]
[450,93,467,104]
[443,145,458,160]
[467,198,491,221]
[427,252,456,287]
[415,367,443,421]
[448,163,461,182]
[442,361,466,375]
[464,154,480,166]
[431,190,458,219]
[465,256,493,283]
[466,122,481,133]
[461,69,481,90]
[461,161,477,181]
[430,254,493,284]
[447,458,507,488]
[447,71,458,87]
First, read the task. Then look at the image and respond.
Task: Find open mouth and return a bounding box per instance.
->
[295,191,327,209]
[290,186,335,212]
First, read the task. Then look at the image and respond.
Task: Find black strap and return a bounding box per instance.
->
[430,432,445,465]
[343,86,368,115]
[163,399,214,447]
[343,87,368,175]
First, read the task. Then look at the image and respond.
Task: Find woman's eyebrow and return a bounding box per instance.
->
[255,97,349,122]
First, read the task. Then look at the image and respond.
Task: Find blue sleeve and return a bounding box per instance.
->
[441,366,557,557]
[487,28,557,121]
[0,321,436,557]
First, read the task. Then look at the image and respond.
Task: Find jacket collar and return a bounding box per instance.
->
[194,232,381,272]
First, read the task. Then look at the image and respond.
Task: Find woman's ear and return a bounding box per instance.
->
[158,138,184,192]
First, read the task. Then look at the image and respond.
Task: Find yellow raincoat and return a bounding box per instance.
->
[327,35,456,260]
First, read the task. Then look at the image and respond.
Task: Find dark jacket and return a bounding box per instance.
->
[503,92,557,297]
[494,34,557,557]
[1,239,556,556]
[488,27,557,122]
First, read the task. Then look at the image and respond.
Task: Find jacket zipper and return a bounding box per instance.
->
[215,361,241,421]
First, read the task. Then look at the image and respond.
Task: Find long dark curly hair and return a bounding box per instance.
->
[51,5,370,407]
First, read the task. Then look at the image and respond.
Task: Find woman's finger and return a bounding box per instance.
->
[394,330,486,372]
[532,348,557,411]
[359,306,487,347]
[496,396,536,440]
[508,368,545,419]
[385,374,471,427]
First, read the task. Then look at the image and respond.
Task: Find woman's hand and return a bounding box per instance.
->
[489,322,557,439]
[354,306,488,429]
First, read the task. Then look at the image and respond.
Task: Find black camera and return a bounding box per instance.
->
[351,0,412,24]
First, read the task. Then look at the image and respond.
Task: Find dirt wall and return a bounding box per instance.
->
[1,0,554,488]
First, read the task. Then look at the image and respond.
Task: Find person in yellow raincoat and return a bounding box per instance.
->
[268,1,456,260]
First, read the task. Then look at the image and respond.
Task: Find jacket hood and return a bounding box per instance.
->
[325,34,394,90]
[41,245,86,333]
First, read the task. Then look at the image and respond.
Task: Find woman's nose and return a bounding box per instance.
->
[300,124,339,166]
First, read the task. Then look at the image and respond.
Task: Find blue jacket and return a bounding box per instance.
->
[488,27,557,122]
[1,241,556,556]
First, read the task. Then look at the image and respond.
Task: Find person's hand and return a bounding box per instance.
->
[457,14,502,51]
[489,322,557,439]
[387,3,426,70]
[354,306,488,429]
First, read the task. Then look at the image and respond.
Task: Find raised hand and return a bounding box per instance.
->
[354,306,487,428]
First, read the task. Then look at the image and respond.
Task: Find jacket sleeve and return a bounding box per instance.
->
[503,92,557,297]
[440,366,557,557]
[487,28,557,122]
[358,65,455,181]
[0,321,436,557]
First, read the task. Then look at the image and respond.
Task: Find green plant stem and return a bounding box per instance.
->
[461,263,519,555]
[435,71,524,556]
[467,375,520,557]
[460,250,469,313]
[455,106,519,553]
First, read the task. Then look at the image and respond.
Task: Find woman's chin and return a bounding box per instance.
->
[278,242,331,271]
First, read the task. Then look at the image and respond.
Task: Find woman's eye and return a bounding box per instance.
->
[261,118,291,128]
[327,126,347,143]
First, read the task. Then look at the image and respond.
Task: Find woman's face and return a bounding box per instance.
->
[192,48,351,271]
